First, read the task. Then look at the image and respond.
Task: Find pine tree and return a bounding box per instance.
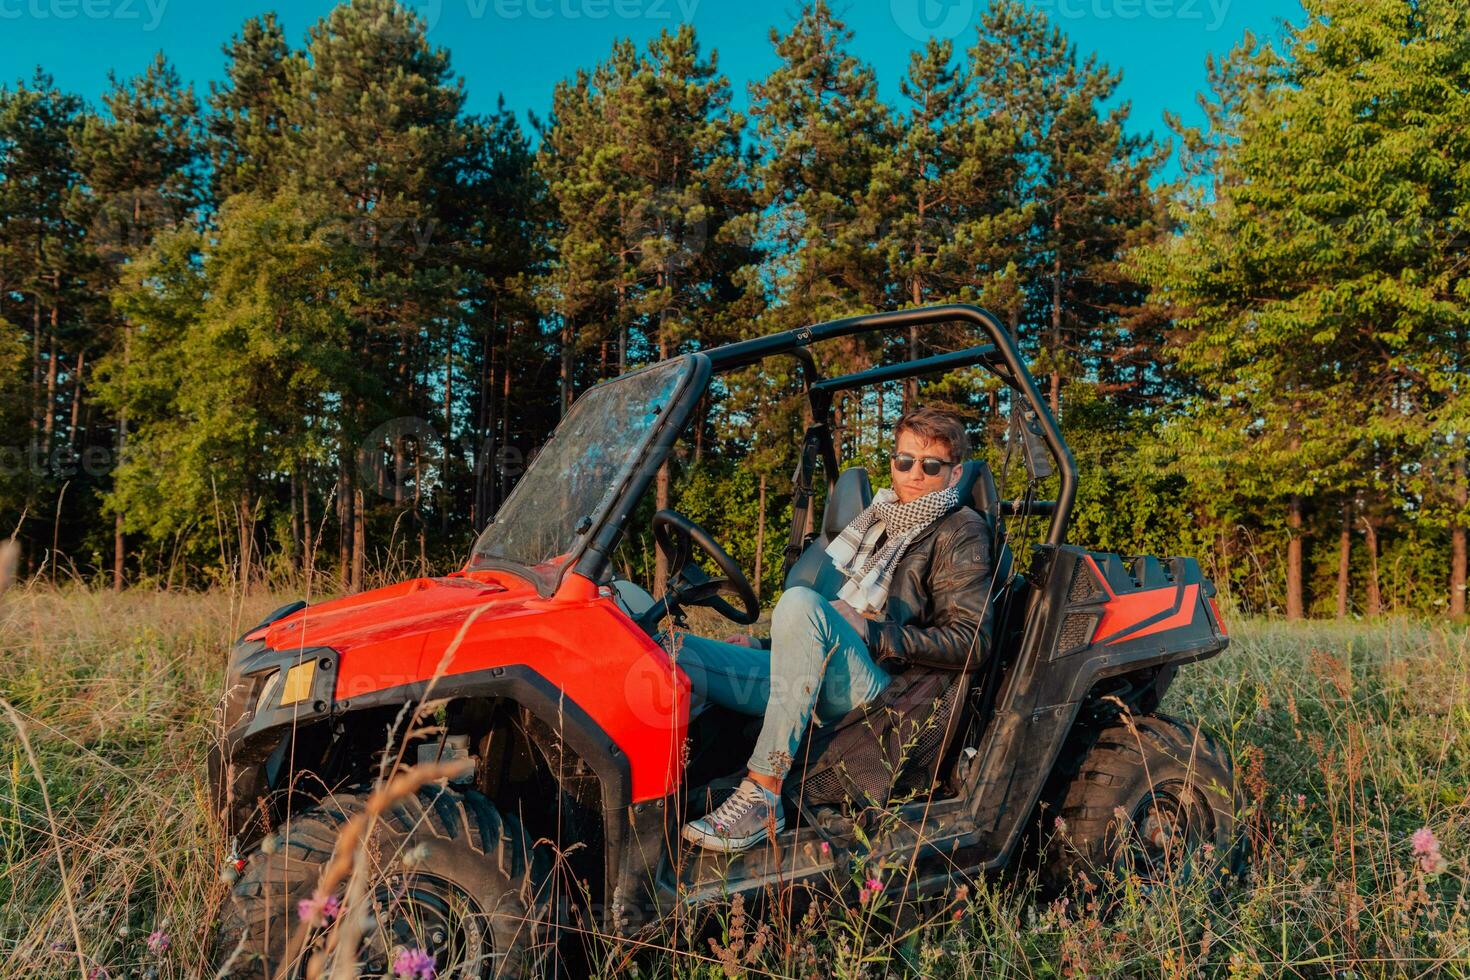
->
[74,52,202,589]
[454,99,551,532]
[538,40,642,412]
[749,1,891,335]
[0,71,87,570]
[970,1,1169,415]
[867,38,1031,415]
[746,1,892,471]
[540,27,761,591]
[278,0,471,589]
[209,13,292,199]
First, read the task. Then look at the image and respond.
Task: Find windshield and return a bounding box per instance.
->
[469,357,692,580]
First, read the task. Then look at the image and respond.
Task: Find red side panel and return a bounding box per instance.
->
[1084,556,1204,647]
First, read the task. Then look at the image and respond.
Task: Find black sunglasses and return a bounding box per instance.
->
[890,452,955,477]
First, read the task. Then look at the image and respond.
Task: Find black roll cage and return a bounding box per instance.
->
[572,305,1077,590]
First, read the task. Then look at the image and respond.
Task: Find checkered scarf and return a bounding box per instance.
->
[825,484,960,615]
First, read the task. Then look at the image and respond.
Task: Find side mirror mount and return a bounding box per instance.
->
[1008,406,1054,482]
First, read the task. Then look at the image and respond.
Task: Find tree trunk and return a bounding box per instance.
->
[352,484,366,593]
[1453,455,1467,618]
[415,450,427,574]
[442,342,453,536]
[500,320,513,505]
[904,279,921,412]
[1286,495,1304,620]
[753,474,767,602]
[654,330,672,597]
[290,464,302,573]
[1335,501,1352,619]
[41,326,58,460]
[301,465,313,582]
[1363,517,1381,617]
[559,318,574,417]
[1050,210,1063,417]
[112,327,131,593]
[237,494,255,595]
[694,396,705,464]
[338,455,353,589]
[67,347,85,451]
[30,292,41,443]
[473,315,493,531]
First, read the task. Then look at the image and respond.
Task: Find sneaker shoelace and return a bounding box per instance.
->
[711,785,766,830]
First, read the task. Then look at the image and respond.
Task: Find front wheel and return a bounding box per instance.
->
[1041,713,1244,893]
[215,785,552,978]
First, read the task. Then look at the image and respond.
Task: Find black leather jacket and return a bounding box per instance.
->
[861,505,996,672]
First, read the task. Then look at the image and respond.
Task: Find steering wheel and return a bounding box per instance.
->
[637,509,760,629]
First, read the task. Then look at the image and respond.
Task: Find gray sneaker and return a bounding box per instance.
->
[682,780,785,852]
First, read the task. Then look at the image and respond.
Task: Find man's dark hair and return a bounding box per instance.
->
[894,407,970,463]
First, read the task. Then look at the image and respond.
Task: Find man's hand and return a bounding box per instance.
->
[724,634,761,649]
[830,598,871,638]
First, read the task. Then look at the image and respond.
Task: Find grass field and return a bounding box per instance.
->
[0,587,1466,977]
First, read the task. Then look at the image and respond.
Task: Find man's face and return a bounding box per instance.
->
[890,429,961,505]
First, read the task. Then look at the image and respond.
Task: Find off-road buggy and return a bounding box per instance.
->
[210,305,1237,977]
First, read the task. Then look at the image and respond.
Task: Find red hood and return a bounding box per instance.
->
[248,568,690,805]
[258,570,539,657]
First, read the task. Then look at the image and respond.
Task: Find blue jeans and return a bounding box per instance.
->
[672,586,891,781]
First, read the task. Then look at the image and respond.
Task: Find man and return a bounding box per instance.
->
[677,407,995,852]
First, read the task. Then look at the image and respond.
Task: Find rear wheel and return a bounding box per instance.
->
[1042,713,1243,893]
[215,785,552,978]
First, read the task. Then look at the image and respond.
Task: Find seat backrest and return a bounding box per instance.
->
[821,467,874,540]
[956,460,1001,525]
[785,467,874,595]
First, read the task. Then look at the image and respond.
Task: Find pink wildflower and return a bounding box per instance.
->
[952,907,965,922]
[146,930,170,956]
[819,841,830,855]
[392,947,436,979]
[858,887,873,905]
[1412,827,1449,875]
[296,891,341,928]
[865,876,882,891]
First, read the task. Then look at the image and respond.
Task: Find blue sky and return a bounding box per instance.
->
[0,0,1303,176]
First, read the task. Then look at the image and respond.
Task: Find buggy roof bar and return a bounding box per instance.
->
[811,343,999,395]
[705,304,1077,547]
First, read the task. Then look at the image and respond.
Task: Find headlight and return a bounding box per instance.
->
[253,669,282,718]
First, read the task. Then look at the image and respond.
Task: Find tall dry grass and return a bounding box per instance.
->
[0,586,1466,977]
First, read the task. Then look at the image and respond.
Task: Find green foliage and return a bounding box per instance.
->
[0,0,1467,619]
[98,192,359,578]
